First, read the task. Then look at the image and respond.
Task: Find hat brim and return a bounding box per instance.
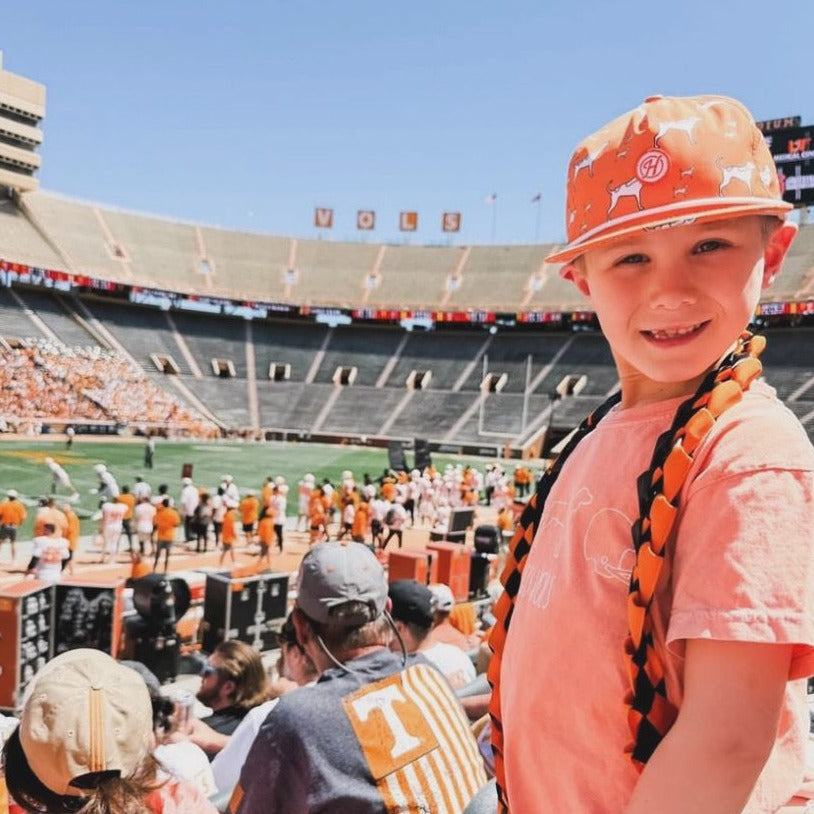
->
[545,199,793,265]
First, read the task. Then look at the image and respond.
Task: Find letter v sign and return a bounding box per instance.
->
[314,207,334,228]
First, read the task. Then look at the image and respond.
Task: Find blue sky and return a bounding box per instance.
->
[4,1,812,246]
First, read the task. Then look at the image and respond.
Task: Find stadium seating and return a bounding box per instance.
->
[0,285,45,339]
[0,191,810,447]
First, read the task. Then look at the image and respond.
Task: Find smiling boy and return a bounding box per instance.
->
[489,95,814,813]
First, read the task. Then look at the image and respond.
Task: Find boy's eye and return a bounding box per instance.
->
[614,253,648,266]
[694,239,727,253]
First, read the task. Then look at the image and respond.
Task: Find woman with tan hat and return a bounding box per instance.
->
[1,649,217,813]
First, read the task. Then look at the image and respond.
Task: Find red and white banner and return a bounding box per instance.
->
[357,210,375,230]
[314,208,334,228]
[441,212,461,232]
[399,211,418,232]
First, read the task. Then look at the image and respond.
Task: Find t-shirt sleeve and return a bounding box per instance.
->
[230,704,309,814]
[667,400,814,680]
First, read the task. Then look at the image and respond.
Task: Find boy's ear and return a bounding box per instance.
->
[559,261,591,298]
[762,221,798,288]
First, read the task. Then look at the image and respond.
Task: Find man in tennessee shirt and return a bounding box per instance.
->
[229,542,486,814]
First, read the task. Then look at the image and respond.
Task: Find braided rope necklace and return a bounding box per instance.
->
[487,330,765,812]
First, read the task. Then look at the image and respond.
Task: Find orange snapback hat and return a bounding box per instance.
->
[545,94,792,264]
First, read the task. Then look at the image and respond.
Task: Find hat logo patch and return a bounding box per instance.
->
[635,149,669,183]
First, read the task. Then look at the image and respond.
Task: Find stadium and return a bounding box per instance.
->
[0,41,812,814]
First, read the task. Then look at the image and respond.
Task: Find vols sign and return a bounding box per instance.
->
[399,211,418,232]
[442,212,461,232]
[314,208,334,228]
[765,125,814,207]
[357,210,375,230]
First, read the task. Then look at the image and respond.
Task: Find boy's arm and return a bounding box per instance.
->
[625,638,792,814]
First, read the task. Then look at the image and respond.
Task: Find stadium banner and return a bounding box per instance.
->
[357,210,375,230]
[442,212,461,232]
[755,116,801,134]
[764,124,814,207]
[314,207,334,228]
[399,211,418,231]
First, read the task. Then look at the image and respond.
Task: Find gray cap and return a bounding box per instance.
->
[296,542,387,627]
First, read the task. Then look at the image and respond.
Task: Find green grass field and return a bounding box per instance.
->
[0,438,498,538]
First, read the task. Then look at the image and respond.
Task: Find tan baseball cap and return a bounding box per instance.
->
[19,649,153,796]
[546,94,791,264]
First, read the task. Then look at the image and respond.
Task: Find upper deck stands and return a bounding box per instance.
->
[292,239,379,306]
[99,209,201,292]
[369,245,462,308]
[0,199,63,270]
[198,227,290,301]
[21,193,126,281]
[9,192,814,312]
[448,244,551,310]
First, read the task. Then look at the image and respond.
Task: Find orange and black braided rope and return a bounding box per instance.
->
[487,331,765,811]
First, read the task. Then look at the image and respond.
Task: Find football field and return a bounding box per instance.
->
[0,437,496,538]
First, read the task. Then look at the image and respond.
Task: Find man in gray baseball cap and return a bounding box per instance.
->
[230,542,487,814]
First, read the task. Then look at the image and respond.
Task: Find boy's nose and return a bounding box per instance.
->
[647,264,698,310]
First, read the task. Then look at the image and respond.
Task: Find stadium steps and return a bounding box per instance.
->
[378,389,416,437]
[305,328,333,383]
[451,334,493,392]
[0,285,50,340]
[320,387,407,436]
[14,288,105,348]
[375,333,410,388]
[79,298,194,376]
[443,391,488,441]
[451,392,551,443]
[245,321,260,431]
[0,193,66,270]
[310,386,342,434]
[310,324,403,386]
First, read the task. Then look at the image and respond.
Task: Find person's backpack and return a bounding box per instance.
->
[385,507,397,525]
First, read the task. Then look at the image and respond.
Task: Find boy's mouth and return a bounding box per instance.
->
[642,321,708,341]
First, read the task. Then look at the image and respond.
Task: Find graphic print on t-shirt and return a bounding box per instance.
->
[342,663,485,813]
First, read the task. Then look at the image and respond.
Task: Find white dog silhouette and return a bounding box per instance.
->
[607,178,643,214]
[572,142,608,179]
[718,159,755,194]
[654,116,700,146]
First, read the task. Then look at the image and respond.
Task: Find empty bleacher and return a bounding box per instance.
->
[13,288,98,347]
[384,330,487,390]
[179,377,251,428]
[21,193,127,282]
[0,285,46,339]
[448,245,551,309]
[80,298,194,375]
[99,209,200,293]
[311,324,403,386]
[292,239,379,306]
[0,197,64,270]
[533,332,618,396]
[317,387,409,436]
[458,332,572,393]
[197,227,290,302]
[172,311,248,378]
[251,320,330,382]
[369,245,462,308]
[386,391,477,438]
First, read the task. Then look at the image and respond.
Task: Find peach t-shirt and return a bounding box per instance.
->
[501,381,814,813]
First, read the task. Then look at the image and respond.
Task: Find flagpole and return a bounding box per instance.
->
[532,194,542,243]
[491,195,498,243]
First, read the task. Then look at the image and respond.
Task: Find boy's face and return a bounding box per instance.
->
[565,216,796,406]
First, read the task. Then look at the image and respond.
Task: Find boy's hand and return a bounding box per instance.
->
[625,639,793,814]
